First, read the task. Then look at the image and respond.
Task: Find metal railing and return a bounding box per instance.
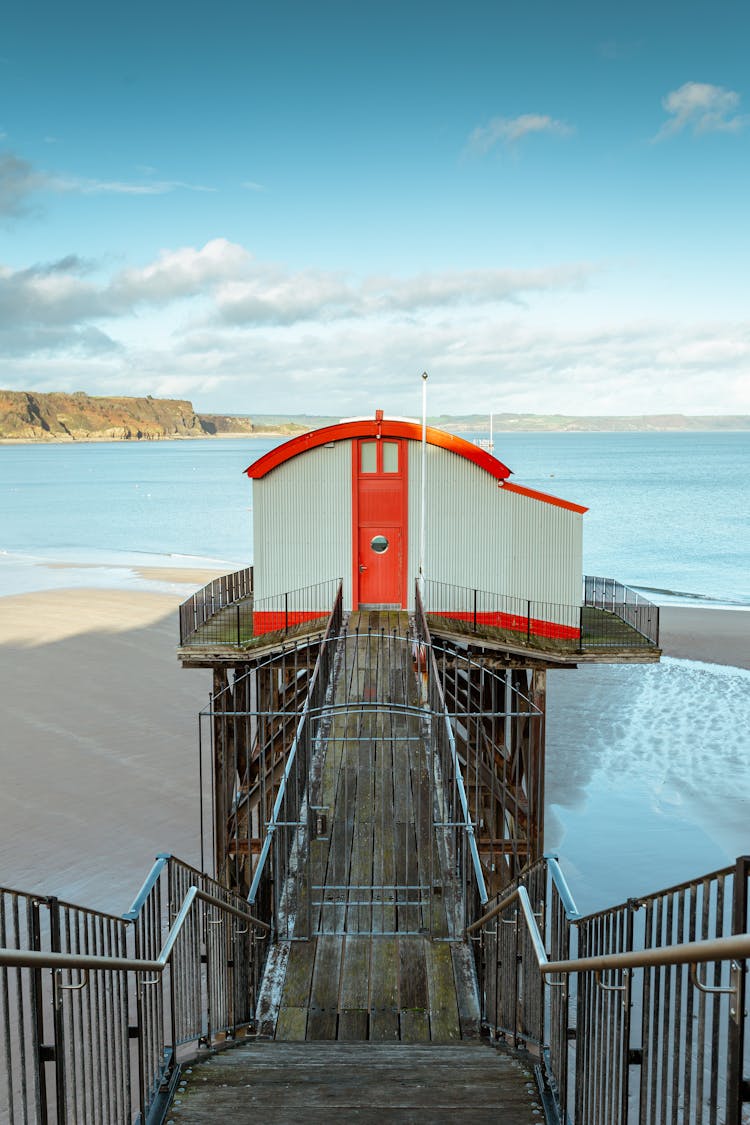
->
[178,566,253,644]
[423,576,660,651]
[247,582,344,935]
[415,585,489,932]
[0,855,269,1125]
[471,854,749,1125]
[583,575,660,646]
[245,592,524,940]
[180,575,341,648]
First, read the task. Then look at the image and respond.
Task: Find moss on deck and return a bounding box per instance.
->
[427,605,657,657]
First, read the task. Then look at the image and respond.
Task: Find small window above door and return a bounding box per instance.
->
[360,442,377,473]
[382,442,399,473]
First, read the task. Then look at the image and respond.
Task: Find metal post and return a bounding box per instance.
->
[579,605,584,653]
[30,899,50,1125]
[284,591,289,634]
[47,898,68,1125]
[419,371,428,600]
[527,600,531,643]
[473,589,477,633]
[236,604,240,646]
[727,856,749,1124]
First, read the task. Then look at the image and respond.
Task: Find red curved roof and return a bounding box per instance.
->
[245,418,513,480]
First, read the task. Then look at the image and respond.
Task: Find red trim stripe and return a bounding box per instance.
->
[431,610,580,641]
[252,610,327,636]
[245,419,512,481]
[501,481,588,514]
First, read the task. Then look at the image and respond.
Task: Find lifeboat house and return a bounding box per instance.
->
[246,410,588,640]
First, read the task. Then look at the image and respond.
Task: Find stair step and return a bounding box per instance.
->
[168,1041,543,1123]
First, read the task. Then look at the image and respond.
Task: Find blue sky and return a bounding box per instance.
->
[1,0,749,417]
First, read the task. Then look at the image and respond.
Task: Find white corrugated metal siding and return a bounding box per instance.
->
[252,436,582,618]
[407,441,583,614]
[253,442,352,605]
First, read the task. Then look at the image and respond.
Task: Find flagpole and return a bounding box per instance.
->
[419,371,428,601]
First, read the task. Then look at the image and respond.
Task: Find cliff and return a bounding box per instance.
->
[2,392,747,441]
[0,391,208,441]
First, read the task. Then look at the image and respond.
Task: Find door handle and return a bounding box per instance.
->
[359,564,367,572]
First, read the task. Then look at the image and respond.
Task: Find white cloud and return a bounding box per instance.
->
[48,174,215,195]
[215,262,591,326]
[467,113,573,155]
[0,239,250,329]
[0,148,214,219]
[111,239,251,304]
[0,239,748,417]
[654,82,748,140]
[241,181,266,192]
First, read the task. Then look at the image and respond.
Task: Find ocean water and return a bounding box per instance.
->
[0,430,748,603]
[0,431,748,913]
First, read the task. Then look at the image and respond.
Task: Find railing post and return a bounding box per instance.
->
[284,591,289,634]
[726,856,749,1125]
[579,605,584,653]
[473,589,477,633]
[30,899,51,1125]
[236,604,241,647]
[527,601,531,643]
[47,897,68,1125]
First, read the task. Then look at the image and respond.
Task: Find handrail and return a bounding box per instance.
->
[123,851,171,920]
[467,883,750,974]
[545,852,582,920]
[416,583,489,906]
[247,579,344,906]
[0,886,269,974]
[432,652,489,905]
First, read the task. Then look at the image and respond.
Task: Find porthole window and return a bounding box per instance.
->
[370,535,389,554]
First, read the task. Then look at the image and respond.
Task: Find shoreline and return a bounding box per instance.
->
[3,427,750,446]
[0,430,302,445]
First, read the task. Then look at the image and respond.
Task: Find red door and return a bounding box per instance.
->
[354,438,407,608]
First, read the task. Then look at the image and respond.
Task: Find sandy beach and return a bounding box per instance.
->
[0,583,746,916]
[0,586,212,913]
[657,605,749,669]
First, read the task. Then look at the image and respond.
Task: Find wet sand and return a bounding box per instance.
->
[657,605,748,669]
[0,588,746,917]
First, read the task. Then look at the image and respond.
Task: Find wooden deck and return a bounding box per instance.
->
[429,604,661,664]
[265,612,481,1043]
[178,596,329,667]
[274,933,480,1043]
[168,1041,543,1123]
[303,612,439,938]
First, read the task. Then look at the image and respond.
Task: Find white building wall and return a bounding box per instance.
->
[407,442,583,615]
[251,437,582,618]
[253,442,352,606]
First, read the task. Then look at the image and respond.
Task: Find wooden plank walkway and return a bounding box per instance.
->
[276,932,470,1043]
[168,1042,543,1123]
[306,612,439,938]
[273,611,479,1043]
